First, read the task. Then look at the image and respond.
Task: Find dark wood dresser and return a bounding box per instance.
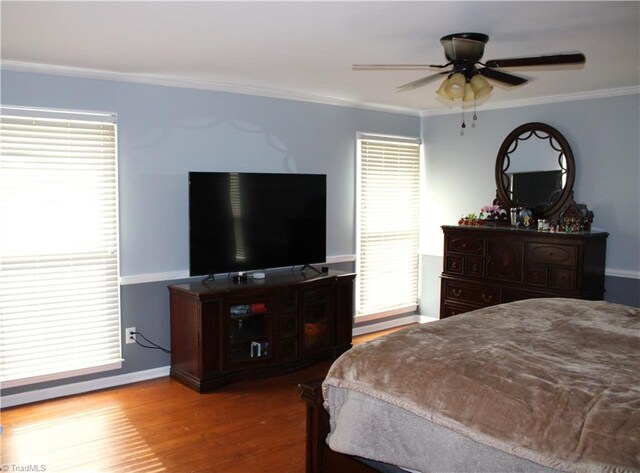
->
[440,225,608,318]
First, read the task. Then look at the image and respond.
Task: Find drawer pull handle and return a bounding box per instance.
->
[482,294,493,302]
[452,288,462,297]
[451,262,459,269]
[548,251,554,256]
[462,243,467,248]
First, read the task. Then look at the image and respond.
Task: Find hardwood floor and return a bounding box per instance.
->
[1,326,411,473]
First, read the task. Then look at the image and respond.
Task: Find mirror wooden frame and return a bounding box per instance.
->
[495,122,576,221]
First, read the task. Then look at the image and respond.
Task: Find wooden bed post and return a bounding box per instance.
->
[299,380,327,473]
[300,380,379,473]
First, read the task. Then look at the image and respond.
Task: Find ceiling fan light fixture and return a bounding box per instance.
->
[444,73,466,99]
[353,31,586,120]
[436,80,454,100]
[470,74,493,98]
[463,83,476,102]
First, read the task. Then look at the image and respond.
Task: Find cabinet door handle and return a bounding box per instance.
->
[452,288,462,297]
[482,293,493,302]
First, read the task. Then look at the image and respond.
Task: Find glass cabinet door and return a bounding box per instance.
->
[228,300,271,364]
[301,284,333,354]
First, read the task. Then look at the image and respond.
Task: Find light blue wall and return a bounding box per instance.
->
[2,69,638,397]
[0,69,420,395]
[420,94,640,316]
[1,71,418,277]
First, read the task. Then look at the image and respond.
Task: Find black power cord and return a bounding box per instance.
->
[131,330,171,354]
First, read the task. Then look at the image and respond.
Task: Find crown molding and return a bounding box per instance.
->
[420,86,640,117]
[0,60,419,117]
[3,60,637,119]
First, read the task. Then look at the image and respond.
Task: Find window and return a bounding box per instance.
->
[0,107,121,388]
[356,133,421,318]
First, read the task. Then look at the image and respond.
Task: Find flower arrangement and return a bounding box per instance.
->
[479,205,503,221]
[458,213,483,226]
[458,205,508,226]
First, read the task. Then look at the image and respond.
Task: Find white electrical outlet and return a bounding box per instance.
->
[125,327,136,344]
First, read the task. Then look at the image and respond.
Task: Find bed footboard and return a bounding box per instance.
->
[299,380,378,473]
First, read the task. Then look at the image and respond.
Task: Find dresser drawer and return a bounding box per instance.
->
[466,256,484,277]
[525,266,548,287]
[441,301,483,318]
[446,235,484,255]
[502,289,550,304]
[443,280,500,307]
[527,243,577,267]
[445,255,484,277]
[525,265,576,290]
[549,268,577,290]
[445,255,463,274]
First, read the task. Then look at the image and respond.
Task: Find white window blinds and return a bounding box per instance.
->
[0,109,122,388]
[357,134,421,318]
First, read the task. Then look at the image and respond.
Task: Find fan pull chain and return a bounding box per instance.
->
[473,98,478,122]
[461,108,466,129]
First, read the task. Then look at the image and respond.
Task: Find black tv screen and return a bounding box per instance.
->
[511,170,562,207]
[189,172,327,276]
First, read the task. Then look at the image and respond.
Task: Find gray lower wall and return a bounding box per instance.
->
[603,275,640,307]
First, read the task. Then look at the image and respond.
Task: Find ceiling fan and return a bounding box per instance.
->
[353,32,586,100]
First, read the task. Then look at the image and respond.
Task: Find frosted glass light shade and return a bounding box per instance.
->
[444,73,466,99]
[436,80,454,100]
[470,74,493,98]
[463,83,475,102]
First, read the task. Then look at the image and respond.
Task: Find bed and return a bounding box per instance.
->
[300,298,640,473]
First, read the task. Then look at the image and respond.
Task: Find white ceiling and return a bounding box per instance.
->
[1,1,639,115]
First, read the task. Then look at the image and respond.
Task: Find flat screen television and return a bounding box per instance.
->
[189,172,327,277]
[510,170,563,207]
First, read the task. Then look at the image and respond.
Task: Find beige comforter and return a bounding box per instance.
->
[323,299,640,473]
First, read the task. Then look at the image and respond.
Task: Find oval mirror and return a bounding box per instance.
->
[495,122,575,219]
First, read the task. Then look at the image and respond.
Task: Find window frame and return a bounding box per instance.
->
[355,132,422,319]
[0,105,122,388]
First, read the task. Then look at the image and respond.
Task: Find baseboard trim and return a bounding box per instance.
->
[353,314,422,336]
[1,366,170,409]
[606,268,640,280]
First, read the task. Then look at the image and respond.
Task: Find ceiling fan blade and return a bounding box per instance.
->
[479,67,528,86]
[484,52,586,68]
[353,63,450,71]
[396,72,448,92]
